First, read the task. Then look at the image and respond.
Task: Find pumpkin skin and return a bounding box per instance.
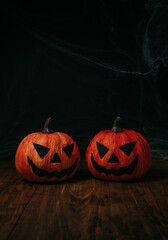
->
[86,117,151,181]
[15,118,80,182]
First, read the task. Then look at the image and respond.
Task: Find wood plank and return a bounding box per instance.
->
[0,159,168,240]
[0,160,37,240]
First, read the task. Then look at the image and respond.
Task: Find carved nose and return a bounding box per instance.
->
[108,153,120,163]
[50,153,61,163]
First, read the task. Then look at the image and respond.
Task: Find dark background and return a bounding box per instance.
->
[1,0,168,160]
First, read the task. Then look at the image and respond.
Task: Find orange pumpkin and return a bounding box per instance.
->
[85,117,151,181]
[15,118,80,182]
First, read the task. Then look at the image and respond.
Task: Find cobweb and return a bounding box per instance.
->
[1,0,168,159]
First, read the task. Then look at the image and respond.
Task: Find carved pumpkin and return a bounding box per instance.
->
[85,117,151,181]
[15,118,80,182]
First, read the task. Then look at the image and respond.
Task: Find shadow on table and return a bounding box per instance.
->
[65,169,93,184]
[135,166,168,183]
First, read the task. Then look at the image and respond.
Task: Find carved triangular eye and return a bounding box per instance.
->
[96,142,109,159]
[33,143,50,159]
[119,141,137,156]
[63,144,74,158]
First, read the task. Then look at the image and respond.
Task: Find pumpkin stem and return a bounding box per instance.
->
[42,118,54,134]
[111,116,122,133]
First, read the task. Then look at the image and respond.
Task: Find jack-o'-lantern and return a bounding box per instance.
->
[15,118,80,182]
[85,117,151,181]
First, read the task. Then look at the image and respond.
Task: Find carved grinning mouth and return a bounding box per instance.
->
[28,157,78,178]
[91,154,138,176]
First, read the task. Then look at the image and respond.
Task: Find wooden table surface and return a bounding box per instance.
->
[0,158,168,240]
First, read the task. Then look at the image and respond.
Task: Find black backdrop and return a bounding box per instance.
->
[1,0,168,160]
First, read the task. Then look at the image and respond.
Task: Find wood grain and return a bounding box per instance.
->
[0,159,168,240]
